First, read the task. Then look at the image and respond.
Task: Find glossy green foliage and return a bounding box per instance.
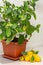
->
[0,0,40,44]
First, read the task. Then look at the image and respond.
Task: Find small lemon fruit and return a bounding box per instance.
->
[33,54,37,57]
[29,54,33,59]
[35,56,41,62]
[27,51,33,56]
[25,55,30,62]
[33,54,41,62]
[19,56,24,61]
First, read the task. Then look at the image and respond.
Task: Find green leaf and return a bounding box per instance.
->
[5,1,11,6]
[24,1,28,12]
[32,0,38,2]
[30,55,35,62]
[6,35,15,45]
[36,24,40,28]
[31,11,36,20]
[12,23,17,29]
[31,50,39,54]
[0,0,39,43]
[6,28,11,37]
[19,14,26,21]
[32,11,36,20]
[6,7,12,15]
[12,4,15,8]
[26,25,35,35]
[13,10,17,18]
[36,24,40,33]
[28,0,36,10]
[35,51,39,54]
[0,29,2,34]
[18,35,24,45]
[28,8,36,20]
[24,34,27,38]
[27,14,31,20]
[6,37,11,44]
[0,6,3,12]
[31,50,35,53]
[0,34,3,40]
[21,51,27,56]
[16,27,23,32]
[11,29,17,35]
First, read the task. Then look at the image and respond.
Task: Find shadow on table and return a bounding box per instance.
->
[0,55,15,64]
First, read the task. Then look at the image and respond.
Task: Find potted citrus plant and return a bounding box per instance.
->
[0,0,40,60]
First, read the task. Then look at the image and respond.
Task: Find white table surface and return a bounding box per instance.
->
[0,45,43,65]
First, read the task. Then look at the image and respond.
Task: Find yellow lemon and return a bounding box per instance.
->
[19,56,24,61]
[35,56,41,62]
[33,54,37,57]
[29,54,33,59]
[33,54,41,62]
[27,51,33,56]
[24,55,30,62]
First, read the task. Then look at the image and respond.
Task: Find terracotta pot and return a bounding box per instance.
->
[2,40,28,60]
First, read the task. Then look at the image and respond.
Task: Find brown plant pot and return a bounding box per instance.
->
[1,40,28,60]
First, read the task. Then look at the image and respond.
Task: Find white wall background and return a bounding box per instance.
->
[0,0,43,51]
